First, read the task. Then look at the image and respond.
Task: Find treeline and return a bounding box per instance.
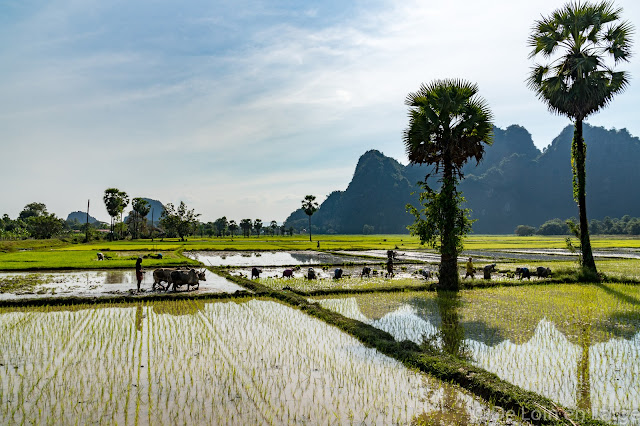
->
[515,216,640,236]
[0,202,106,241]
[200,217,293,238]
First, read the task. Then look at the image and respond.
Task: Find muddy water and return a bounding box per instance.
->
[0,299,513,425]
[185,250,368,266]
[314,287,640,425]
[0,269,244,299]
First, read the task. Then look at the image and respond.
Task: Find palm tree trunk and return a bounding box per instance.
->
[439,161,459,291]
[308,215,312,242]
[574,120,597,274]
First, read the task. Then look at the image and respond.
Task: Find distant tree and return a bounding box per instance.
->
[253,219,263,237]
[362,224,374,235]
[404,79,493,290]
[626,219,640,235]
[228,220,239,238]
[213,217,228,237]
[270,221,278,236]
[103,188,128,240]
[131,198,150,240]
[514,225,536,236]
[27,213,64,239]
[301,195,319,242]
[537,218,570,235]
[528,1,633,275]
[18,202,48,221]
[288,227,294,236]
[240,219,252,237]
[159,201,200,241]
[280,224,286,236]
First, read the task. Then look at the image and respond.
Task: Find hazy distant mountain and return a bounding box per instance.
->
[125,198,165,225]
[284,124,640,234]
[66,211,102,224]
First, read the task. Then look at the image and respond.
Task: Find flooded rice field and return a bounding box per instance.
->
[0,299,510,425]
[313,284,640,425]
[184,251,369,266]
[0,269,244,300]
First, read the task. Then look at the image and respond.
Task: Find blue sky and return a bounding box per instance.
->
[1,0,639,223]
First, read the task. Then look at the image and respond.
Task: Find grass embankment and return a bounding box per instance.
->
[217,269,607,425]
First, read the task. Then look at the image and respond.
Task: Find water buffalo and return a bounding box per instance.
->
[515,267,531,280]
[169,269,206,292]
[483,264,497,280]
[153,268,176,290]
[418,269,432,279]
[361,267,372,278]
[334,268,343,279]
[282,269,294,278]
[251,267,262,279]
[536,267,551,278]
[307,268,316,280]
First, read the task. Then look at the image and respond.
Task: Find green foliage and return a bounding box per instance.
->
[527,1,632,121]
[26,214,64,239]
[103,188,129,240]
[407,181,473,255]
[159,201,200,241]
[18,202,47,221]
[514,225,536,236]
[536,218,570,235]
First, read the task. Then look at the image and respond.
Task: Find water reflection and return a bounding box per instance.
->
[184,251,368,266]
[315,291,640,424]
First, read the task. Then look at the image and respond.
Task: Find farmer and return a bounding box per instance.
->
[135,257,144,292]
[465,257,474,279]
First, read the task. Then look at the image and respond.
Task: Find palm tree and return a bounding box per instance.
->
[301,195,319,242]
[131,198,150,240]
[404,79,493,290]
[527,1,633,275]
[228,220,238,238]
[253,219,263,238]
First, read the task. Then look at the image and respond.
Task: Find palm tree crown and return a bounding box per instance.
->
[403,79,493,177]
[527,1,633,120]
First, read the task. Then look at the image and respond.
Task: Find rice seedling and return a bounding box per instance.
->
[0,299,510,424]
[314,284,640,423]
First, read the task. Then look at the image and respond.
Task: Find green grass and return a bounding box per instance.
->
[1,234,639,271]
[0,249,199,270]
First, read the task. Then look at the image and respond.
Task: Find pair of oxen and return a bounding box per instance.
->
[152,268,206,292]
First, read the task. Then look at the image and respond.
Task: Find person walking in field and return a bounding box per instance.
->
[465,257,474,279]
[135,257,144,292]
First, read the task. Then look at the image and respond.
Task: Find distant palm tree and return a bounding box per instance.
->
[527,0,633,275]
[228,220,238,238]
[131,198,150,240]
[404,79,493,290]
[253,219,263,237]
[301,195,319,242]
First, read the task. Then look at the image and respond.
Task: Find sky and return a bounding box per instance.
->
[1,0,639,223]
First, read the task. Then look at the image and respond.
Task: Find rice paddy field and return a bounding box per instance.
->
[0,299,508,425]
[1,234,640,424]
[313,284,640,425]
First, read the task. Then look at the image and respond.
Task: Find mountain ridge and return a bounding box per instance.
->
[284,124,640,234]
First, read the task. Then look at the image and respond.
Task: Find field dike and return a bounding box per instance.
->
[218,268,610,426]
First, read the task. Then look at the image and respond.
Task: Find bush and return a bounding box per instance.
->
[514,225,535,236]
[536,219,569,235]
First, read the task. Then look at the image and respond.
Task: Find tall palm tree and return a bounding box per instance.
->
[527,1,633,274]
[301,195,319,242]
[404,79,493,290]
